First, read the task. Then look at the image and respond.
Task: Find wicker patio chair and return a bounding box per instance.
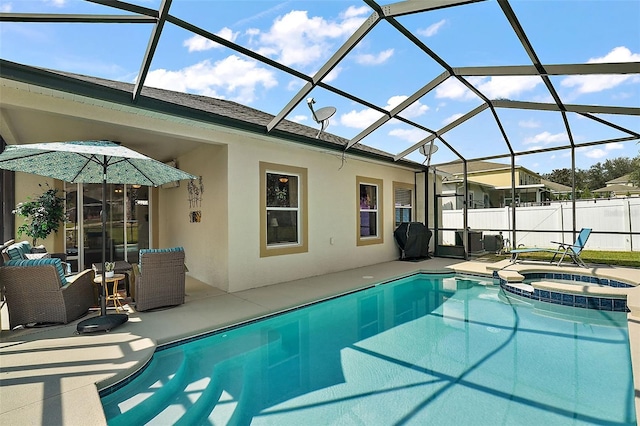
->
[0,259,95,329]
[133,249,185,312]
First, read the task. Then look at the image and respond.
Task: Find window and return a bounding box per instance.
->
[393,182,413,227]
[357,176,383,246]
[260,162,308,257]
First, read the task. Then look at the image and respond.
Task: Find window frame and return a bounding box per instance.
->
[260,162,308,257]
[356,176,383,246]
[393,181,414,228]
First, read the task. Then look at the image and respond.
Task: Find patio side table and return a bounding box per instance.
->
[93,273,126,312]
[92,261,133,296]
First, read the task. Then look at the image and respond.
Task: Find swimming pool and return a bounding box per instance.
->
[101,274,636,425]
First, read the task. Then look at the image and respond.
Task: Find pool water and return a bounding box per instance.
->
[101,274,636,425]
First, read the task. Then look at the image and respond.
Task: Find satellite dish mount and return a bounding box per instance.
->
[307,97,336,138]
[420,141,439,168]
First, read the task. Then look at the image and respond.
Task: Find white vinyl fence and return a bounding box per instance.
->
[441,198,640,251]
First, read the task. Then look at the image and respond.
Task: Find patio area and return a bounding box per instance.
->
[0,258,638,425]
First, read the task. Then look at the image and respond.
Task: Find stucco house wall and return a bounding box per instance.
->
[159,143,230,292]
[152,131,428,294]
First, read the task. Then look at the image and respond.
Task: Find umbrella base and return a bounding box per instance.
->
[77,314,128,334]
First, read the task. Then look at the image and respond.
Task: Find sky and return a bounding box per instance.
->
[0,0,639,174]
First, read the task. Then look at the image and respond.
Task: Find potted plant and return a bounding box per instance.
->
[105,262,116,278]
[13,184,65,247]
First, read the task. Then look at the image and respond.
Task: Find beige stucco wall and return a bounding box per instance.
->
[468,169,514,187]
[162,132,421,293]
[158,143,230,291]
[225,135,420,292]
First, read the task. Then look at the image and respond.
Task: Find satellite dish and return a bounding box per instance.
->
[307,97,337,138]
[314,106,337,122]
[419,143,439,156]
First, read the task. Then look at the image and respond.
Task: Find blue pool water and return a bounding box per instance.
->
[101,274,636,425]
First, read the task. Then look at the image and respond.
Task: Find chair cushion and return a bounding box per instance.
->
[5,257,69,286]
[139,246,184,257]
[6,241,32,260]
[138,247,184,272]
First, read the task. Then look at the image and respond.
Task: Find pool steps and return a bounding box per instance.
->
[103,338,259,424]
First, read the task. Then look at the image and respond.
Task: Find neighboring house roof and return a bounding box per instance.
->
[441,178,496,190]
[435,160,537,177]
[541,179,572,193]
[593,184,640,194]
[606,173,633,185]
[0,59,424,170]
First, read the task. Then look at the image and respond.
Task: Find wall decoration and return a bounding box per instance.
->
[189,211,201,223]
[188,176,204,208]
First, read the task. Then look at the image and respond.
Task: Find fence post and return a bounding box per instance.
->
[627,200,633,251]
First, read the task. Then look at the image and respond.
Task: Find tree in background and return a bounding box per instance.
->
[543,154,640,199]
[630,169,640,187]
[542,168,586,190]
[629,150,640,187]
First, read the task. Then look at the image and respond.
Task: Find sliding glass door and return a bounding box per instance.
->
[64,183,149,272]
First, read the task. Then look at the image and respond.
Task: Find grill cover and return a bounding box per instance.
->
[394,222,431,261]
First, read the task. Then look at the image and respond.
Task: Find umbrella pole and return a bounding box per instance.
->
[76,157,128,333]
[100,164,107,317]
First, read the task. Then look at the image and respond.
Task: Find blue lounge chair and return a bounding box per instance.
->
[510,228,591,268]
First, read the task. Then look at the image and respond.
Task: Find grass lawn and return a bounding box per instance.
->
[476,249,640,268]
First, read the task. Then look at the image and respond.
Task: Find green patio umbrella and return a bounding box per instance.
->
[0,140,197,333]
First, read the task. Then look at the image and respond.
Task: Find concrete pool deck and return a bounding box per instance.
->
[1,258,638,425]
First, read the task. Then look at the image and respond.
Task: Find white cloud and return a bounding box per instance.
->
[523,131,568,145]
[286,79,305,91]
[183,28,238,52]
[0,3,11,12]
[518,119,540,128]
[436,75,541,100]
[341,5,370,19]
[145,56,277,104]
[418,19,447,37]
[476,76,542,99]
[340,108,384,129]
[584,148,607,159]
[443,113,464,125]
[355,49,394,65]
[561,46,640,94]
[388,128,429,143]
[386,95,428,118]
[582,142,626,159]
[605,142,624,150]
[323,66,342,83]
[435,78,476,100]
[290,115,308,123]
[340,95,428,129]
[46,0,66,6]
[253,8,368,68]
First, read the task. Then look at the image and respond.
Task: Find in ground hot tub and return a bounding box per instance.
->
[497,271,633,312]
